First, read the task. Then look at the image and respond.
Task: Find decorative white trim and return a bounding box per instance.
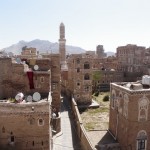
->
[123,94,129,118]
[138,95,149,122]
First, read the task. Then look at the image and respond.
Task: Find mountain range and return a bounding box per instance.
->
[1,39,115,56]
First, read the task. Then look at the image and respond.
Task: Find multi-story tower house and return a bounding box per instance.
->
[96,45,106,58]
[109,79,150,149]
[67,53,93,105]
[0,100,50,150]
[59,22,66,65]
[117,44,146,81]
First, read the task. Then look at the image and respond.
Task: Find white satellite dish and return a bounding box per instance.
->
[15,94,20,101]
[34,65,39,71]
[27,95,33,102]
[33,92,41,101]
[15,93,24,101]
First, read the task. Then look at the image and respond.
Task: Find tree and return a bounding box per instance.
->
[92,71,102,93]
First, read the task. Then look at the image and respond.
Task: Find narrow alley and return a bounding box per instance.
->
[52,97,82,150]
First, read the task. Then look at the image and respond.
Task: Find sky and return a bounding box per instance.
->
[0,0,150,52]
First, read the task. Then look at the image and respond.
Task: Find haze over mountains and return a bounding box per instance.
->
[1,39,115,56]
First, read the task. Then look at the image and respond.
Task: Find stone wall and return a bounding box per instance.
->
[71,98,94,150]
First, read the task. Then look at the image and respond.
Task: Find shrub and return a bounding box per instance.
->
[94,91,99,97]
[103,95,109,102]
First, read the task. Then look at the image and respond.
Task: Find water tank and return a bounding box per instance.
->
[142,75,150,85]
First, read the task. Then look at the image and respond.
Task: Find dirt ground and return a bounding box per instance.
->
[80,92,110,131]
[80,92,111,149]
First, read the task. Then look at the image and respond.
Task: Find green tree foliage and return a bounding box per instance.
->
[92,71,101,81]
[103,95,109,102]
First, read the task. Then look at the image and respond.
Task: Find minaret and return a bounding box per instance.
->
[59,22,66,64]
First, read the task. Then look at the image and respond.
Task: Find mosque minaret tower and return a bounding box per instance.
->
[59,22,66,64]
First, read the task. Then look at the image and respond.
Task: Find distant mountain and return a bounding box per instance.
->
[1,39,115,57]
[1,39,86,55]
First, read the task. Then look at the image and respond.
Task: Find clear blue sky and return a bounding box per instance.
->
[0,0,150,52]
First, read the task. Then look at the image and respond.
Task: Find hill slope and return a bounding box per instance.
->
[1,39,86,55]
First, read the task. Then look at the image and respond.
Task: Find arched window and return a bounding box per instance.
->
[84,62,90,69]
[38,118,44,126]
[84,74,90,80]
[123,94,129,118]
[77,68,80,73]
[32,141,35,146]
[136,130,147,150]
[10,132,14,143]
[111,90,116,108]
[138,95,149,121]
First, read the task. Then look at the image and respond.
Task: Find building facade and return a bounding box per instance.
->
[0,101,50,150]
[109,81,150,149]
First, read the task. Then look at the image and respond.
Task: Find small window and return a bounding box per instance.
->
[85,86,90,92]
[32,141,34,146]
[10,132,14,143]
[84,74,90,80]
[40,77,44,83]
[11,136,14,142]
[77,68,80,73]
[77,83,80,86]
[38,118,44,126]
[84,62,90,69]
[52,83,57,90]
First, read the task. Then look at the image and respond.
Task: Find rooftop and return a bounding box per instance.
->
[112,81,150,92]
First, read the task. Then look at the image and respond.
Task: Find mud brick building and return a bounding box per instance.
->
[109,80,150,149]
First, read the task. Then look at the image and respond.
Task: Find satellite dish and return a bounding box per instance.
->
[15,94,20,101]
[34,65,39,71]
[15,93,24,101]
[27,95,32,102]
[33,92,41,101]
[16,58,21,64]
